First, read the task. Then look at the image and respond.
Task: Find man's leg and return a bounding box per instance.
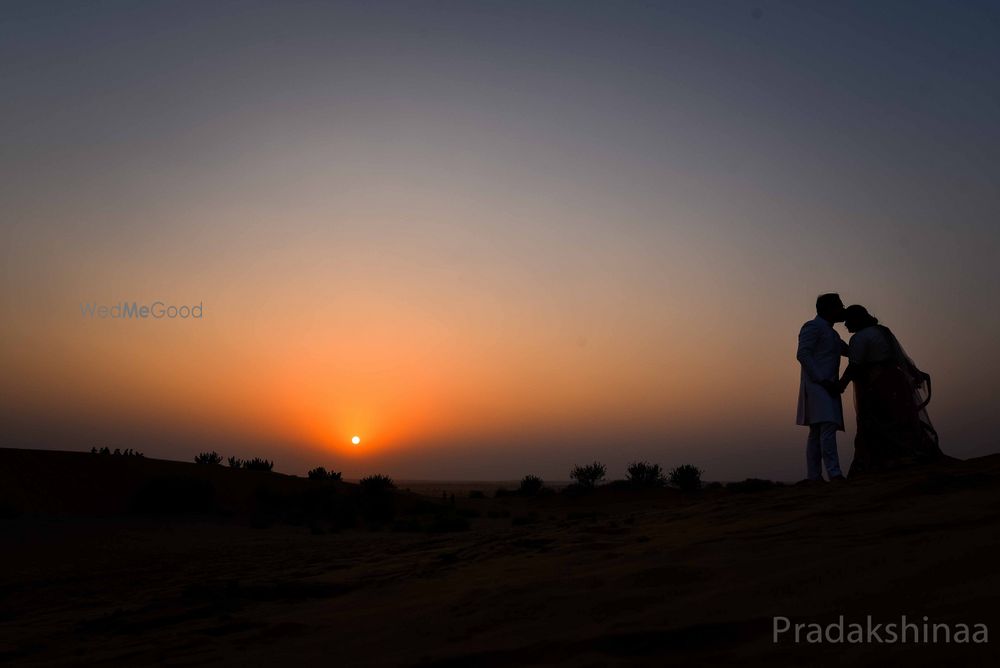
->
[819,422,843,479]
[806,424,823,481]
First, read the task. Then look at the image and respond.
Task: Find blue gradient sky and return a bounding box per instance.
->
[2,1,998,480]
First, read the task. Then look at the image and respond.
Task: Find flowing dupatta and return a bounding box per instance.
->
[877,325,939,449]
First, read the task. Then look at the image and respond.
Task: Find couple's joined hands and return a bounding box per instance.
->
[820,379,846,396]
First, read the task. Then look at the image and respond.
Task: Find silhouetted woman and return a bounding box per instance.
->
[839,305,945,475]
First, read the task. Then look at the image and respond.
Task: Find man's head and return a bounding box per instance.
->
[815,293,845,323]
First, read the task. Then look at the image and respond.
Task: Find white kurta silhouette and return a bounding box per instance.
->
[796,316,846,430]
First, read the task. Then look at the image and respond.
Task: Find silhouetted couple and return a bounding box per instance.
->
[796,293,944,482]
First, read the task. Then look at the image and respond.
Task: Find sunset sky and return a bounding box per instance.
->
[2,1,998,481]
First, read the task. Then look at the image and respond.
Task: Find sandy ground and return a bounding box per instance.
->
[2,449,999,666]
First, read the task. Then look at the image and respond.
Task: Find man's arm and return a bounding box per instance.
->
[838,365,856,393]
[796,321,827,384]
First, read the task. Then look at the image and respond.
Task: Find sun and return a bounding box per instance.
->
[351,435,361,446]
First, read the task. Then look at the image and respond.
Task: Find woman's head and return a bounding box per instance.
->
[844,305,879,333]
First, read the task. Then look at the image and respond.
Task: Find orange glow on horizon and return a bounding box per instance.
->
[1,276,773,468]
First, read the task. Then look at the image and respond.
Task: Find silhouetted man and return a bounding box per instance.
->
[796,293,849,482]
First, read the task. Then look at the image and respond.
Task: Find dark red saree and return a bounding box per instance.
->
[848,326,944,476]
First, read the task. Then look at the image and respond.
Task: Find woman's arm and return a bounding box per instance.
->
[839,333,866,393]
[838,364,857,393]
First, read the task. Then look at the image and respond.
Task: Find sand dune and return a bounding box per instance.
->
[2,448,999,666]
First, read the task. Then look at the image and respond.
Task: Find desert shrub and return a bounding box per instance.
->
[228,456,244,468]
[244,457,274,472]
[360,474,395,493]
[97,447,141,457]
[669,464,703,492]
[494,488,513,498]
[308,466,344,481]
[705,481,723,490]
[358,475,396,525]
[518,475,544,496]
[570,461,606,488]
[194,451,223,465]
[626,461,666,487]
[726,478,782,493]
[468,490,486,499]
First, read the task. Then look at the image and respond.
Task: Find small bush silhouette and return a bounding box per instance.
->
[669,464,703,492]
[92,446,142,457]
[468,490,486,499]
[357,475,396,525]
[626,461,666,487]
[518,475,544,496]
[360,474,395,493]
[195,451,223,465]
[570,461,606,488]
[228,456,244,468]
[308,466,343,481]
[244,457,274,472]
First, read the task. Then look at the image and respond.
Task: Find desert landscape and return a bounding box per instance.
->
[2,447,998,666]
[3,3,1000,666]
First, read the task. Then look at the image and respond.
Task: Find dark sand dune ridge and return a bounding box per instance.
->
[2,448,999,666]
